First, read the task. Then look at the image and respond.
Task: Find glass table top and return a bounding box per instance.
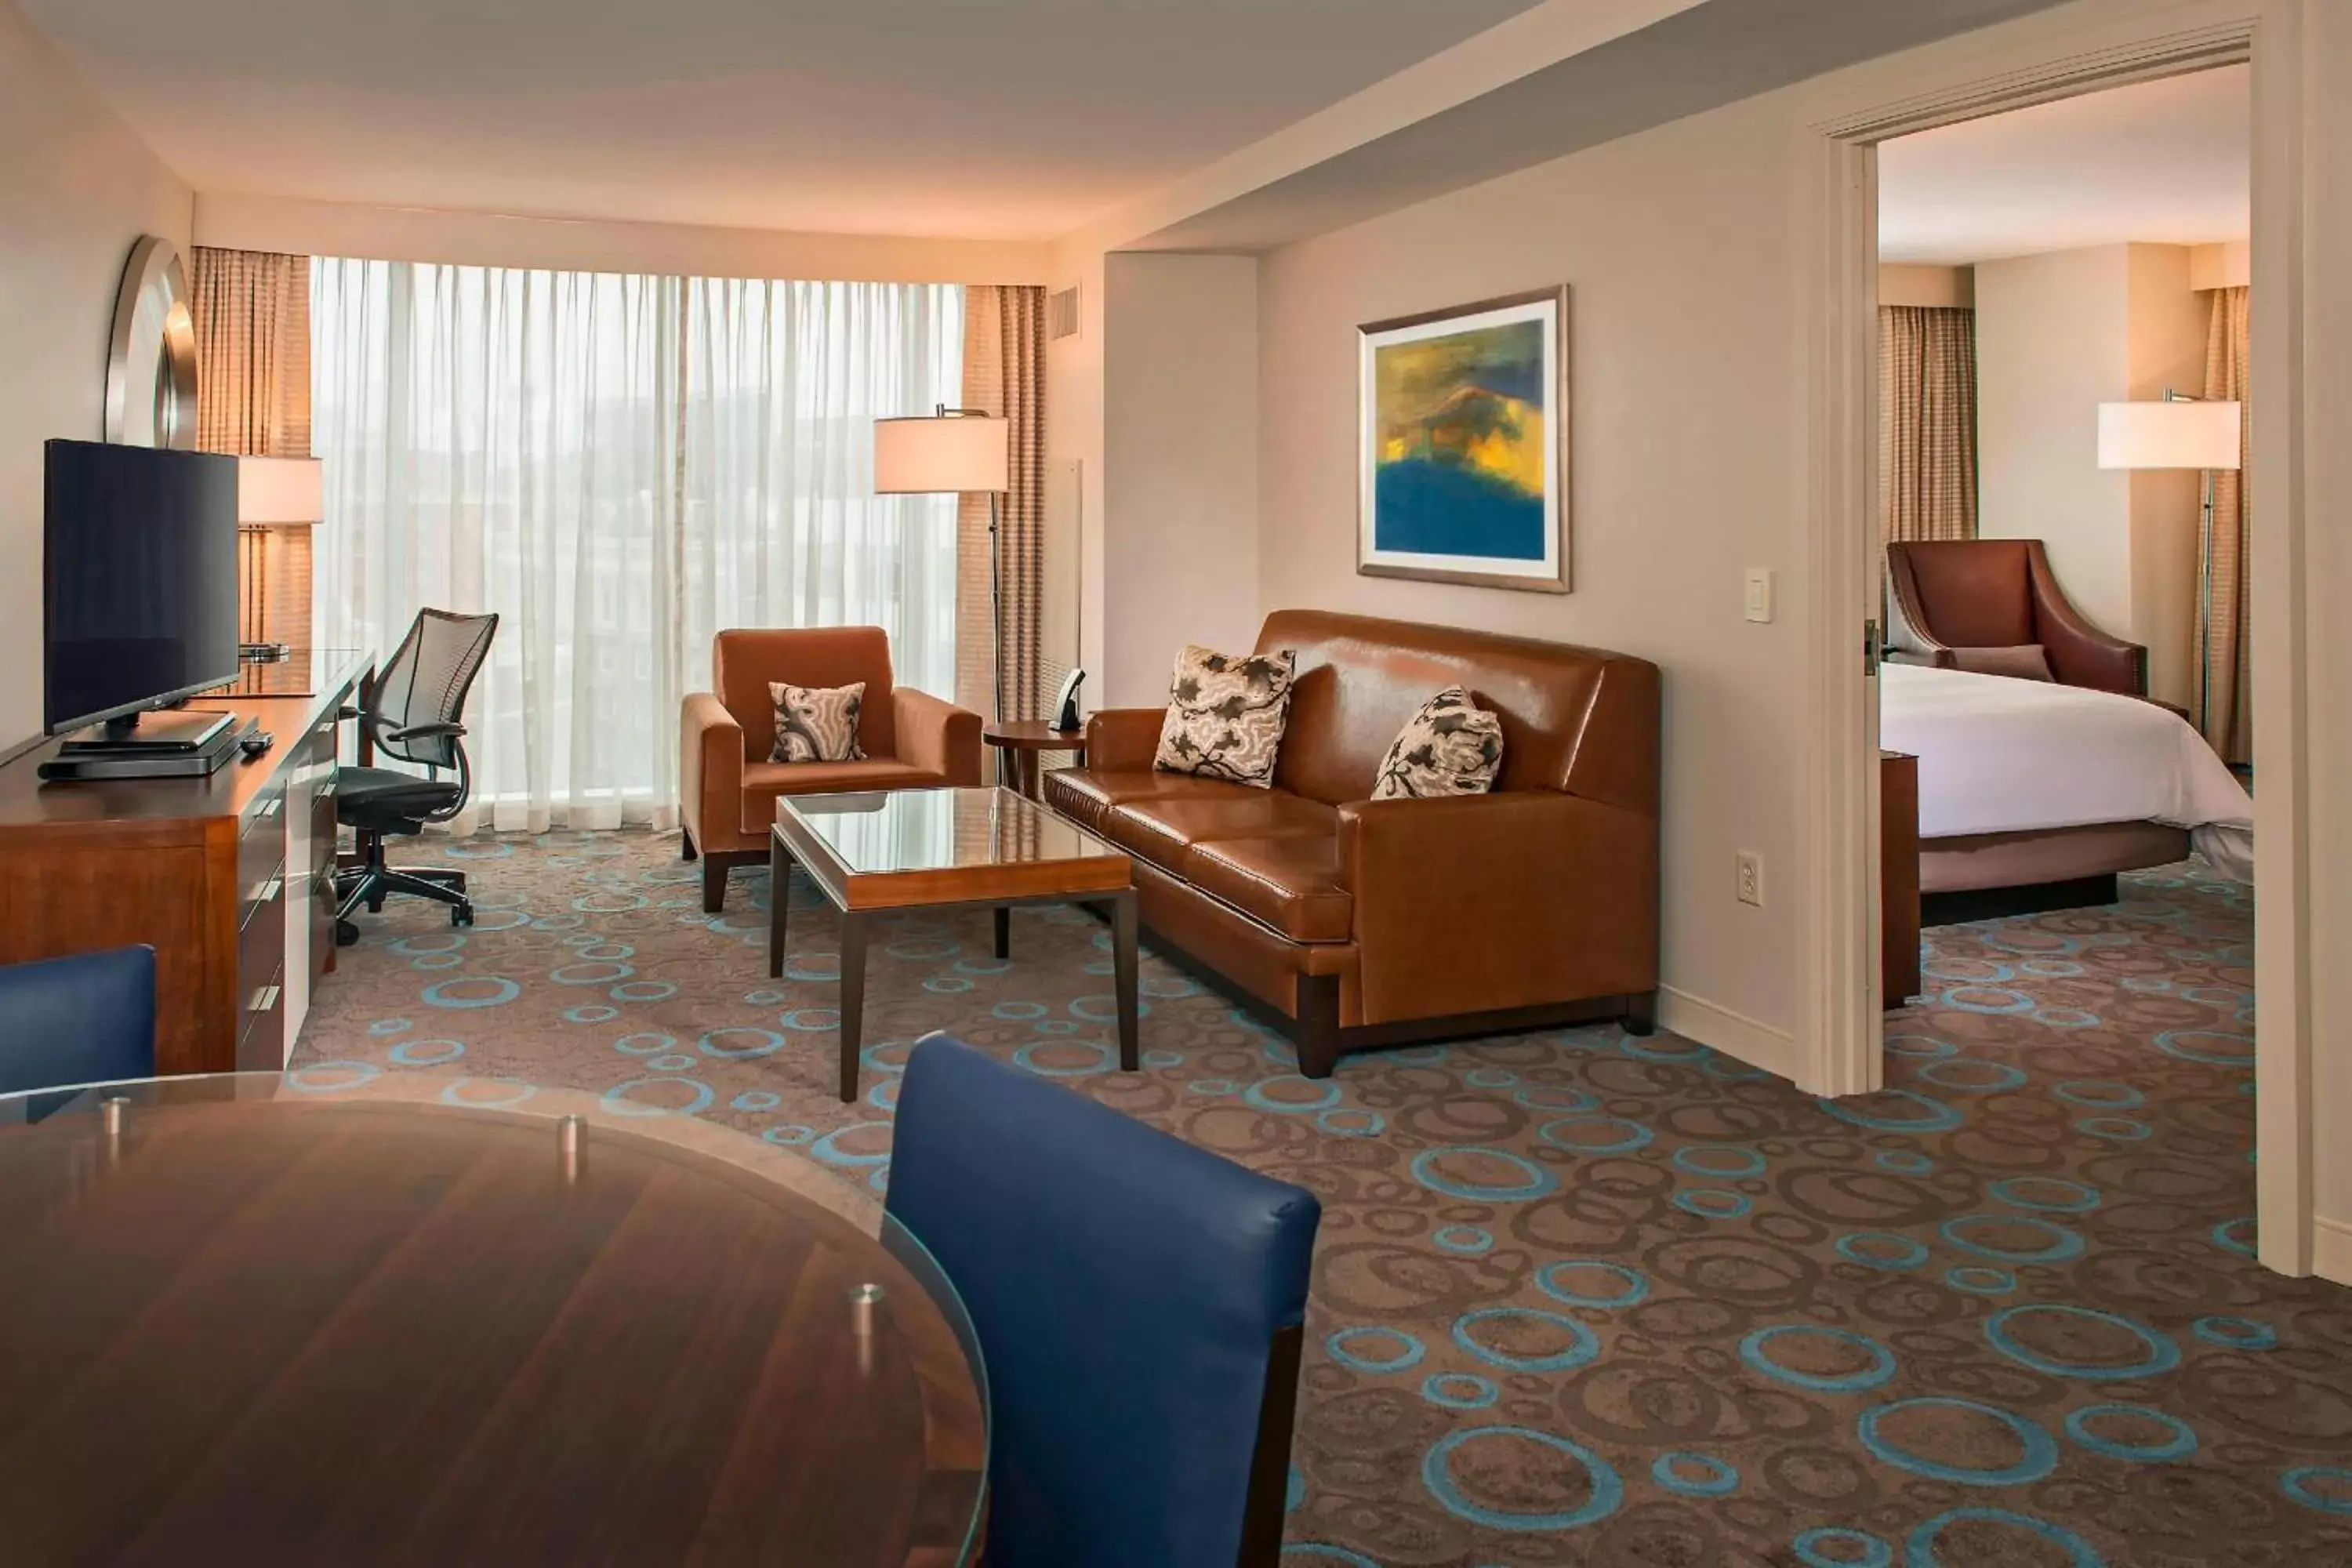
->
[0,1070,988,1564]
[777,785,1123,876]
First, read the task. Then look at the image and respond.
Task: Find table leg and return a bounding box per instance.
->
[1108,891,1139,1071]
[993,906,1011,961]
[768,837,791,978]
[838,913,869,1103]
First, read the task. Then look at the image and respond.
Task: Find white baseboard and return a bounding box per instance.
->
[1657,985,1798,1084]
[2312,1214,2352,1286]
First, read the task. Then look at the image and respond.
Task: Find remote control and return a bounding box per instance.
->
[239,730,275,760]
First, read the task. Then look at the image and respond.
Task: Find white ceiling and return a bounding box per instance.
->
[1878,65,2249,265]
[17,0,1546,241]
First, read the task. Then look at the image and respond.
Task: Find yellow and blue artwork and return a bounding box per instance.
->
[1358,288,1569,593]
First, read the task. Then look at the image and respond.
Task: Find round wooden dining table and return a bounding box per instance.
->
[0,1069,988,1566]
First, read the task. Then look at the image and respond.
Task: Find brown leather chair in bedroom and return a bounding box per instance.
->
[1885,539,2147,696]
[680,626,984,913]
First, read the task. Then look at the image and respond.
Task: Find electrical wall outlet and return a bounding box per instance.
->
[1736,850,1764,907]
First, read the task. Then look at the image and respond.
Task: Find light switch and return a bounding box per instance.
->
[1744,568,1774,623]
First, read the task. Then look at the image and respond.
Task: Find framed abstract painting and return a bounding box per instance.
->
[1357,285,1570,593]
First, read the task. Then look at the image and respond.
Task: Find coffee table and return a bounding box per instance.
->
[770,787,1138,1101]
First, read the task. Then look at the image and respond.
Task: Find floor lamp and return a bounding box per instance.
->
[873,406,1012,720]
[2096,391,2243,735]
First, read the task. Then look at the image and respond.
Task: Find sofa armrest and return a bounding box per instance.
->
[1084,707,1168,771]
[1337,791,1658,1025]
[893,688,984,786]
[681,692,746,851]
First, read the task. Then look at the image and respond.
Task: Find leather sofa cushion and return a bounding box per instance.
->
[1101,790,1336,877]
[716,625,898,764]
[740,759,948,834]
[1044,768,1240,834]
[1186,835,1352,944]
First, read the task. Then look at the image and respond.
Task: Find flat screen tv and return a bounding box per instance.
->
[44,439,240,735]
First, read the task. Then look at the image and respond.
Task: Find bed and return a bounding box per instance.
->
[1878,661,2252,916]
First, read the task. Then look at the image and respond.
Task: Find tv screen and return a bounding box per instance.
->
[44,440,241,735]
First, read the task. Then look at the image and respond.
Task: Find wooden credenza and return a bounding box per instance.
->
[1881,750,1922,1008]
[0,648,372,1075]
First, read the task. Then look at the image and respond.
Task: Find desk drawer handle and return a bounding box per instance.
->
[248,876,283,905]
[256,797,281,820]
[248,984,281,1014]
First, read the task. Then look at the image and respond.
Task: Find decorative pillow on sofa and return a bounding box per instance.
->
[1951,644,2053,682]
[1153,644,1296,788]
[768,681,867,763]
[1371,686,1505,800]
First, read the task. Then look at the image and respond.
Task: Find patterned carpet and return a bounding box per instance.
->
[294,832,2352,1567]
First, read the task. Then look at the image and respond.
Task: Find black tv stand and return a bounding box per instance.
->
[61,709,237,757]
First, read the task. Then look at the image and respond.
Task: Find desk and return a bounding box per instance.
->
[1881,750,1922,1007]
[0,648,371,1074]
[0,1072,987,1566]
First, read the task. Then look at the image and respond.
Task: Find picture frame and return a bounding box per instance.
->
[1357,285,1570,593]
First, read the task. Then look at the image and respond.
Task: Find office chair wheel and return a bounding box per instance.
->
[336,919,361,948]
[452,902,475,928]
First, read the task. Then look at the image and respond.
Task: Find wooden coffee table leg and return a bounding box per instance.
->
[838,912,869,1103]
[768,837,790,979]
[993,907,1011,961]
[1109,891,1139,1071]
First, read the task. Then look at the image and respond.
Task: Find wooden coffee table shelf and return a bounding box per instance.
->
[770,787,1138,1101]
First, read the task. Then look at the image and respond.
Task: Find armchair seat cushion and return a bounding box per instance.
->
[1045,768,1252,835]
[740,759,949,834]
[1187,834,1352,944]
[1101,790,1335,877]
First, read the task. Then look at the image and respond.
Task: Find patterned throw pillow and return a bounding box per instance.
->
[1371,686,1505,800]
[1153,644,1297,789]
[768,681,867,764]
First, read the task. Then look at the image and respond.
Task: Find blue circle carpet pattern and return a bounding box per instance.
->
[296,835,2352,1566]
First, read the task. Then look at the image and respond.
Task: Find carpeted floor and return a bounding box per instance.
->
[295,833,2352,1567]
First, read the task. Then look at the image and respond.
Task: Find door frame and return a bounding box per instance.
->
[1796,0,2314,1274]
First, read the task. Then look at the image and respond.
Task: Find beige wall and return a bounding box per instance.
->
[1256,93,1806,1047]
[0,0,193,748]
[1975,241,2212,708]
[1101,253,1262,705]
[195,192,1051,286]
[1879,263,1974,308]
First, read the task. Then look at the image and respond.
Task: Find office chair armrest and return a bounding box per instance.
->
[383,721,468,742]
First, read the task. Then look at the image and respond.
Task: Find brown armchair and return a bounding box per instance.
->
[1885,539,2146,695]
[681,626,982,911]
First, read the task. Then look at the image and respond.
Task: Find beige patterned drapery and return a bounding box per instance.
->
[2200,285,2251,764]
[1878,305,1978,543]
[190,247,314,648]
[955,285,1047,720]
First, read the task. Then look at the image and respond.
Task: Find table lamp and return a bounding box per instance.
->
[873,408,1011,717]
[2096,391,2242,731]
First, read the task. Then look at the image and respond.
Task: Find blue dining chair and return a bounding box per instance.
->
[886,1033,1321,1568]
[0,946,158,1097]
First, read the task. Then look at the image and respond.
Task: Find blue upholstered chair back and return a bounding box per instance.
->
[0,946,158,1098]
[886,1035,1320,1568]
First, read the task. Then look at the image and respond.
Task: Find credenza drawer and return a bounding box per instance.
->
[238,881,287,1014]
[240,789,288,900]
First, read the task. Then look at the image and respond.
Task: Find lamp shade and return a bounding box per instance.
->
[873,414,1008,494]
[2096,400,2242,471]
[237,455,325,524]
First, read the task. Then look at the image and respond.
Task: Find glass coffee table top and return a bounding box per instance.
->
[777,785,1123,879]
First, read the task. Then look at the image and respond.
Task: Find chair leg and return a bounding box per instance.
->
[681,828,699,863]
[1623,989,1658,1037]
[1294,974,1343,1080]
[703,857,731,913]
[375,869,470,910]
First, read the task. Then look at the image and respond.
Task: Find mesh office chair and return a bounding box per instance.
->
[334,608,499,945]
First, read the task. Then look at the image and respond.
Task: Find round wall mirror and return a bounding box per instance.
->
[104,235,199,450]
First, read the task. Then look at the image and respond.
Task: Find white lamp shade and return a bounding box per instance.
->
[873,414,1008,494]
[237,455,325,524]
[2096,400,2242,471]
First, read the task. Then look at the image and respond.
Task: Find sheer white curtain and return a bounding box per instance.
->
[311,260,962,832]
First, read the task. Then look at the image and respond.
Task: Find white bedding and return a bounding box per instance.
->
[1878,662,2252,880]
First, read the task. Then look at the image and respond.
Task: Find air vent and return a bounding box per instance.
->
[1047,284,1081,341]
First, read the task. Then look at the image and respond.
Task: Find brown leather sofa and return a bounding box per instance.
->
[1886,539,2146,695]
[681,626,982,912]
[1044,610,1660,1078]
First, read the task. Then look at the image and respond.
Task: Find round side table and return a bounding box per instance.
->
[982,720,1087,800]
